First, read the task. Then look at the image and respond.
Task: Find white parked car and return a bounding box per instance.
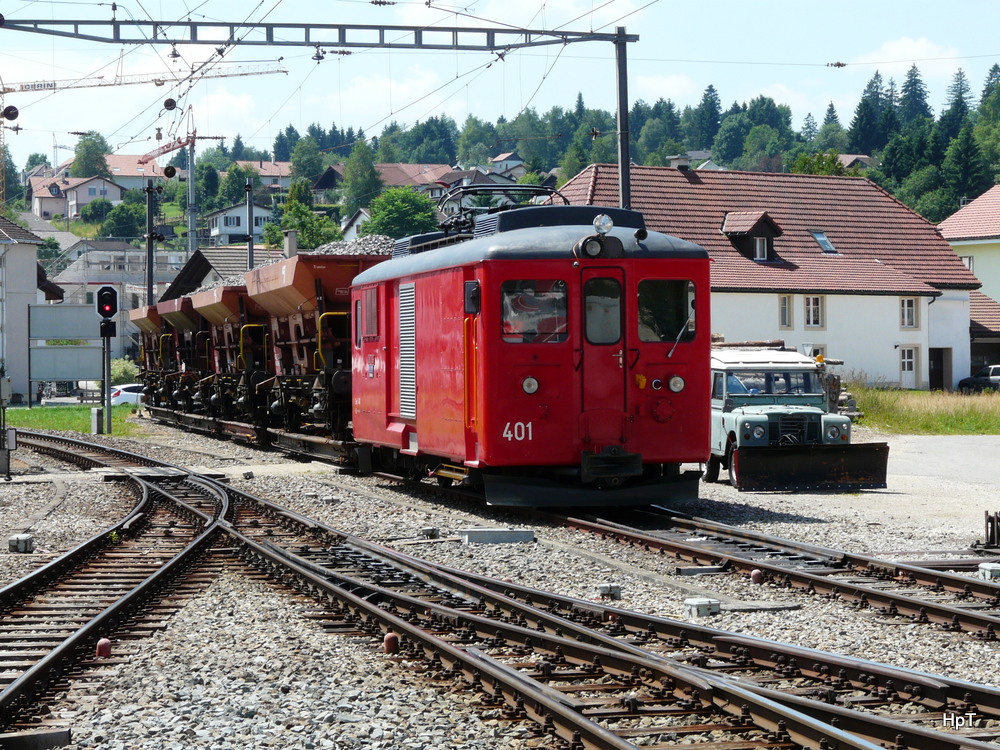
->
[110,383,145,406]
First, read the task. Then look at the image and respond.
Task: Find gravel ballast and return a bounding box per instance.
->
[5,419,1000,747]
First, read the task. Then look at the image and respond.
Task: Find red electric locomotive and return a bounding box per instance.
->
[351,192,711,505]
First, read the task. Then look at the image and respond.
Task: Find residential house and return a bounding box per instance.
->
[232,160,293,191]
[938,185,1000,369]
[489,152,527,180]
[104,154,164,192]
[203,202,272,246]
[341,208,371,240]
[558,164,981,389]
[0,217,64,402]
[313,163,453,199]
[837,154,874,170]
[28,175,126,220]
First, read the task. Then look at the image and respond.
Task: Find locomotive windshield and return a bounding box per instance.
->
[637,280,696,343]
[501,280,568,343]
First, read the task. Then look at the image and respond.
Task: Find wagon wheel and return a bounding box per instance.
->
[701,455,720,483]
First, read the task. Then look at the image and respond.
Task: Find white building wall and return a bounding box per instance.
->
[712,292,934,387]
[928,289,971,384]
[944,239,1000,300]
[1,241,41,402]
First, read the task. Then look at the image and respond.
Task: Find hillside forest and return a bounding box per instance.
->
[4,62,1000,226]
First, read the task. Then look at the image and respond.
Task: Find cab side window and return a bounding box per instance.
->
[501,280,568,343]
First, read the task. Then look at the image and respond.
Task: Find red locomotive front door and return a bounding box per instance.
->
[580,268,628,444]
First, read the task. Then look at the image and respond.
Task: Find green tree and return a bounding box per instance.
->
[739,125,783,171]
[100,203,145,238]
[24,153,49,171]
[982,64,1000,107]
[218,163,262,207]
[823,102,840,126]
[342,140,383,216]
[711,113,752,165]
[195,162,221,213]
[800,113,818,144]
[80,197,113,223]
[280,199,341,249]
[938,68,974,143]
[291,136,324,181]
[1,146,21,203]
[899,64,933,125]
[791,150,847,176]
[942,125,991,200]
[70,132,111,178]
[195,145,232,172]
[685,85,722,149]
[457,115,498,168]
[287,177,314,208]
[848,71,894,154]
[262,222,283,248]
[359,187,438,240]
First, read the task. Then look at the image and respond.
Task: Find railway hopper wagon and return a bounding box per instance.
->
[351,204,712,505]
[244,253,389,458]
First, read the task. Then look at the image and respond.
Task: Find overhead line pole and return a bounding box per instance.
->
[0,18,639,207]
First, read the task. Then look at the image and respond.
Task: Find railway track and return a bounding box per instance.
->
[7,432,999,749]
[537,505,1000,643]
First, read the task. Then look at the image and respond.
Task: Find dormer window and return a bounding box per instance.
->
[754,236,769,261]
[722,210,783,263]
[810,230,837,253]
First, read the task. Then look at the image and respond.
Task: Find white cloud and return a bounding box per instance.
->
[851,37,961,85]
[633,73,700,104]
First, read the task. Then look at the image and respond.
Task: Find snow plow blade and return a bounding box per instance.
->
[731,443,889,492]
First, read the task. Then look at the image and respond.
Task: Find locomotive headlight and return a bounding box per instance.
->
[582,237,603,257]
[593,214,614,234]
[668,375,685,392]
[751,425,766,440]
[521,376,539,394]
[826,425,841,440]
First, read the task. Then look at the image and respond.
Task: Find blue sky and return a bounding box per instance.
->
[1,0,998,170]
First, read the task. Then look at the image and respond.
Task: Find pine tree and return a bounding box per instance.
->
[686,85,722,149]
[823,102,840,126]
[899,65,933,124]
[982,64,1000,108]
[801,113,818,143]
[938,69,973,143]
[942,124,991,200]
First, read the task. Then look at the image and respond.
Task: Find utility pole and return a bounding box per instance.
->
[246,177,254,269]
[614,27,631,210]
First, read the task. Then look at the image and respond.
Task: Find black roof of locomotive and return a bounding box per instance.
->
[353,205,707,285]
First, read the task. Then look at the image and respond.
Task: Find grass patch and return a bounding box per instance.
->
[5,404,147,437]
[849,382,1000,434]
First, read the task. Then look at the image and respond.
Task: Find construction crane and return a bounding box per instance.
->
[0,60,286,208]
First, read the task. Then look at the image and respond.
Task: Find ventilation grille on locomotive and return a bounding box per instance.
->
[398,284,417,419]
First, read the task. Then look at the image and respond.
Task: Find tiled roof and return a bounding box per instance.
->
[0,216,42,244]
[234,160,292,178]
[30,174,126,197]
[938,185,1000,241]
[558,165,980,292]
[971,290,1000,337]
[105,154,162,178]
[375,163,453,187]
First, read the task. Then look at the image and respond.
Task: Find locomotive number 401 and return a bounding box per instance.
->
[502,422,534,441]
